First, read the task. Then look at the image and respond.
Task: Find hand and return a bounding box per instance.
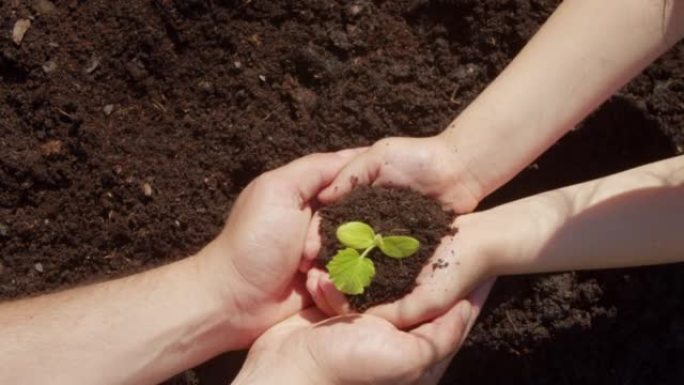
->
[318,135,485,213]
[305,137,495,329]
[306,212,497,329]
[233,281,493,385]
[195,150,362,347]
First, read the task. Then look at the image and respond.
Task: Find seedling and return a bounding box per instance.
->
[326,221,420,295]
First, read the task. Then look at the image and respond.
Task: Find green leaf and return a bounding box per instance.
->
[326,248,376,295]
[336,221,376,249]
[378,236,420,259]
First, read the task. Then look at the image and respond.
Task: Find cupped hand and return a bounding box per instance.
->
[196,149,364,346]
[318,135,484,213]
[306,213,496,329]
[233,280,493,385]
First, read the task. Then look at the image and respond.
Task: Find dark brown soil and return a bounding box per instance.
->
[318,186,455,311]
[1,1,683,384]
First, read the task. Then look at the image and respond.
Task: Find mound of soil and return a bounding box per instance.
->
[318,186,455,311]
[1,0,683,384]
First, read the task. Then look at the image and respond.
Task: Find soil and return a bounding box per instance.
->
[318,186,455,311]
[1,0,683,384]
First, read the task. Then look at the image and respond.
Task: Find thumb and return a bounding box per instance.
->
[406,279,495,369]
[318,149,380,204]
[273,148,367,204]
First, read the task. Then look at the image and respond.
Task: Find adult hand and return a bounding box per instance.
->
[196,149,363,348]
[318,135,484,213]
[233,280,493,385]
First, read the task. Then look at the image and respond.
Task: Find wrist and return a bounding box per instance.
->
[451,213,498,280]
[438,119,516,201]
[191,242,261,350]
[426,134,487,210]
[463,193,569,277]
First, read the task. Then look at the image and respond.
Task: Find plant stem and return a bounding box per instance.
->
[360,245,376,259]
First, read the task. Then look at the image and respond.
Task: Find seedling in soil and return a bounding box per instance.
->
[326,221,420,295]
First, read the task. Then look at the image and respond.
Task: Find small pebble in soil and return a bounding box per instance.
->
[32,0,57,15]
[142,182,153,197]
[42,60,58,74]
[126,59,148,81]
[103,104,114,116]
[0,223,8,237]
[347,4,363,17]
[34,263,44,273]
[40,140,63,156]
[258,75,267,82]
[84,55,101,74]
[233,61,242,69]
[197,80,214,93]
[12,19,31,45]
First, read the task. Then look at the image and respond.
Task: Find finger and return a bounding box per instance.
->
[318,270,353,315]
[364,286,439,329]
[419,351,457,385]
[318,149,380,204]
[404,299,472,370]
[275,148,367,203]
[364,257,453,329]
[366,276,493,330]
[298,258,314,274]
[306,268,337,317]
[299,213,323,272]
[461,278,495,343]
[404,278,495,370]
[364,235,464,329]
[302,213,323,263]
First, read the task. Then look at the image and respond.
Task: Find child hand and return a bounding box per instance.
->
[305,212,499,329]
[318,135,485,214]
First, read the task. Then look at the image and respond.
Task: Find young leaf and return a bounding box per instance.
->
[378,236,420,259]
[326,248,376,295]
[336,221,376,250]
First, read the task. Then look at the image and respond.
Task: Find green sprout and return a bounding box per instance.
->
[326,221,420,295]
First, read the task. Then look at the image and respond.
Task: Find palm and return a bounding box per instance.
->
[243,303,478,385]
[221,179,310,296]
[305,316,428,383]
[236,284,490,384]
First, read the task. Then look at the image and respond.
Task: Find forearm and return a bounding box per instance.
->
[441,0,684,199]
[473,155,684,276]
[0,253,239,385]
